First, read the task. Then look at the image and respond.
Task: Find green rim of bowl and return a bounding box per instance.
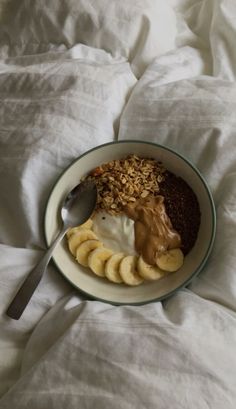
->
[44,140,217,305]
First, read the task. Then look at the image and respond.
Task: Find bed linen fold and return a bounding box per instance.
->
[1,0,236,407]
[0,0,176,78]
[0,47,136,249]
[0,293,236,408]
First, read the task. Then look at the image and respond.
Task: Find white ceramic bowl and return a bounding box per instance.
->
[44,141,216,305]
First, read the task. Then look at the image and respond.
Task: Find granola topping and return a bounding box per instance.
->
[83,155,166,215]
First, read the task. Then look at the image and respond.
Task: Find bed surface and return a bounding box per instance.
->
[0,1,236,408]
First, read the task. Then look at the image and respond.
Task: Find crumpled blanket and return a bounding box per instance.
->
[0,1,236,408]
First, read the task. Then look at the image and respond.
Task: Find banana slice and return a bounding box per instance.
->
[68,229,98,256]
[88,247,113,277]
[105,253,125,283]
[156,248,184,272]
[76,239,103,267]
[67,219,93,238]
[119,255,144,286]
[137,257,164,281]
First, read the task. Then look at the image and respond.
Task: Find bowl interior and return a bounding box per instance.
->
[44,141,216,304]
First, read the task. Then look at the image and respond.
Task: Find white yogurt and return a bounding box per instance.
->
[92,211,137,255]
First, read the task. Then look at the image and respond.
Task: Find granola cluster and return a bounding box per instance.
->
[83,155,166,215]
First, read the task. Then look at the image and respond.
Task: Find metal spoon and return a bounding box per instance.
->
[6,180,97,320]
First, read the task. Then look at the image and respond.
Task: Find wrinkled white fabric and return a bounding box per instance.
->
[1,0,236,408]
[0,244,74,396]
[174,0,236,80]
[0,0,176,77]
[0,46,136,249]
[1,294,236,408]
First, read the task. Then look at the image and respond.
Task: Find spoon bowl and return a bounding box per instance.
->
[6,181,97,320]
[62,181,97,229]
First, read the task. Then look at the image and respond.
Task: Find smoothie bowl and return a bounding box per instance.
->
[44,141,216,305]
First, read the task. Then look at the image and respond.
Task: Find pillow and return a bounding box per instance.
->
[0,0,177,77]
[0,46,136,249]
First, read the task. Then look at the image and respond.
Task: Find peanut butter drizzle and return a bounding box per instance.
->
[124,195,181,265]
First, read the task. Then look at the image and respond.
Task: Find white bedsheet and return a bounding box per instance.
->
[1,0,236,408]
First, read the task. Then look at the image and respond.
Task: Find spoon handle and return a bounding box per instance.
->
[6,226,68,320]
